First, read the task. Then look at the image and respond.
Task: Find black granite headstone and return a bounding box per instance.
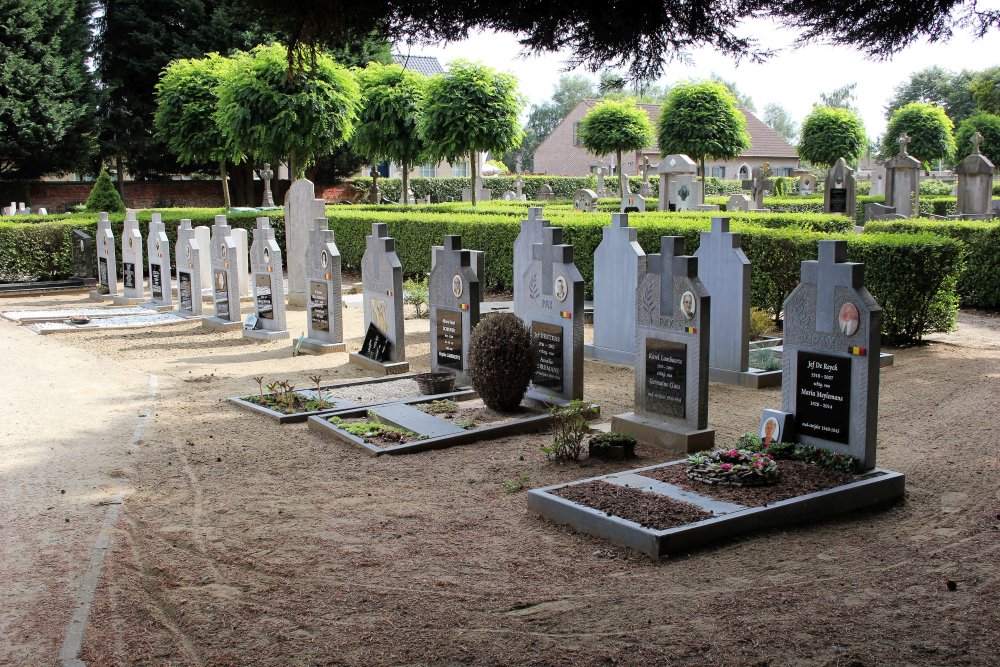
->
[98,257,108,288]
[255,274,273,319]
[214,270,230,319]
[435,307,463,370]
[795,351,851,444]
[360,322,390,361]
[829,188,848,213]
[179,272,193,312]
[123,262,136,289]
[309,280,329,331]
[644,338,687,419]
[151,266,163,300]
[531,321,564,393]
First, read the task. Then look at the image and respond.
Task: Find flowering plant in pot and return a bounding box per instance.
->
[685,448,779,487]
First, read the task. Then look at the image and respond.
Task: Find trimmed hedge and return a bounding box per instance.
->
[865,219,1000,309]
[706,194,961,225]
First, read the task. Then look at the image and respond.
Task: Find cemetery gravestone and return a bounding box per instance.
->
[175,219,204,318]
[639,156,653,197]
[144,213,172,309]
[194,226,212,295]
[300,216,346,354]
[90,213,118,299]
[611,236,715,451]
[115,213,145,305]
[824,158,856,216]
[742,164,774,210]
[869,166,886,197]
[260,163,276,207]
[245,217,289,340]
[586,213,646,365]
[71,229,95,284]
[774,240,882,470]
[956,131,996,217]
[884,133,921,218]
[726,194,751,213]
[502,191,517,200]
[349,223,409,374]
[369,167,381,204]
[203,216,243,331]
[621,193,646,213]
[514,208,553,321]
[573,189,598,212]
[535,184,555,201]
[514,172,526,200]
[658,154,700,211]
[462,186,493,202]
[517,227,585,404]
[232,228,250,297]
[429,235,483,386]
[798,174,817,195]
[285,178,327,306]
[596,166,607,197]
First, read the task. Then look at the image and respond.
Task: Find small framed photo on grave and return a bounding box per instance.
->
[759,409,793,446]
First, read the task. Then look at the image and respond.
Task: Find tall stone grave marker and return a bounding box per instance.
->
[658,154,700,211]
[232,227,250,297]
[175,219,204,318]
[115,212,145,305]
[869,166,886,197]
[884,133,921,217]
[956,131,996,217]
[349,223,409,374]
[639,156,653,197]
[194,225,212,294]
[611,236,715,451]
[824,158,856,217]
[260,163,276,207]
[71,229,96,284]
[595,166,607,197]
[514,208,552,320]
[301,216,346,354]
[284,178,326,306]
[429,235,483,386]
[89,212,118,300]
[144,212,172,309]
[535,184,555,201]
[245,217,289,340]
[586,213,646,365]
[742,163,774,210]
[519,226,585,403]
[204,216,242,331]
[776,240,882,470]
[573,189,598,212]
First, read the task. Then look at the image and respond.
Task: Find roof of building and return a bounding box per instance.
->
[577,99,798,159]
[392,54,445,76]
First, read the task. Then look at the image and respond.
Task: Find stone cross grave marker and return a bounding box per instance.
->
[519,226,585,403]
[117,212,145,304]
[639,156,653,197]
[742,163,774,210]
[301,216,346,353]
[284,178,326,306]
[71,229,95,284]
[514,163,525,199]
[611,236,715,451]
[824,158,856,216]
[658,153,699,210]
[204,215,242,330]
[777,240,882,469]
[956,131,996,217]
[368,166,381,204]
[91,213,118,299]
[261,163,275,207]
[350,223,408,373]
[884,133,921,217]
[726,194,751,212]
[175,219,204,317]
[596,165,607,197]
[573,189,598,212]
[514,207,552,319]
[145,213,172,308]
[586,213,646,365]
[429,235,483,386]
[246,217,289,340]
[694,217,773,388]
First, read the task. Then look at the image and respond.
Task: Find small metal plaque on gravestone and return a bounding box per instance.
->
[151,265,163,300]
[98,257,109,289]
[435,307,464,370]
[255,274,273,319]
[310,280,329,331]
[795,351,852,444]
[214,270,230,319]
[644,339,687,418]
[361,322,390,361]
[829,188,848,213]
[123,263,136,289]
[531,321,564,393]
[179,273,193,312]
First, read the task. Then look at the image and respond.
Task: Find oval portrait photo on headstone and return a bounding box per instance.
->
[221,244,228,259]
[839,302,860,336]
[321,250,329,268]
[452,274,463,298]
[185,246,191,259]
[554,276,568,302]
[681,290,696,319]
[128,237,133,249]
[760,416,780,446]
[263,248,270,264]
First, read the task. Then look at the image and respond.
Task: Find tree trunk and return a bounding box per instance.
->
[228,163,255,207]
[289,149,297,182]
[400,161,409,204]
[470,150,478,207]
[700,155,707,204]
[617,149,627,195]
[219,160,231,210]
[115,155,126,207]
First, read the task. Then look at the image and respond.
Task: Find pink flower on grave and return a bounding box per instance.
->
[719,463,733,471]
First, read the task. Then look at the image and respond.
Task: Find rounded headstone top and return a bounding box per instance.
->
[657,154,697,174]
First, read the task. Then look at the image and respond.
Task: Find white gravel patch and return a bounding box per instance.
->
[27,313,186,334]
[2,306,150,322]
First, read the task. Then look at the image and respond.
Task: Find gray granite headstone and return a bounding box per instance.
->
[145,213,172,308]
[726,194,751,212]
[621,193,646,212]
[611,236,715,452]
[535,184,555,201]
[595,166,607,197]
[513,207,552,320]
[956,131,995,216]
[175,219,203,317]
[639,156,653,197]
[350,223,408,371]
[778,240,882,469]
[246,217,289,340]
[194,225,212,293]
[658,154,700,211]
[519,226,585,403]
[586,213,646,365]
[301,217,345,353]
[824,158,856,216]
[91,212,118,299]
[205,216,242,329]
[429,235,483,386]
[798,174,817,195]
[71,229,95,283]
[868,166,886,197]
[573,189,598,212]
[742,164,774,210]
[884,133,921,217]
[284,178,326,306]
[116,212,145,304]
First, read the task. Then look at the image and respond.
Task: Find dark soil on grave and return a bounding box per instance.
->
[643,460,859,507]
[554,480,712,530]
[245,393,338,414]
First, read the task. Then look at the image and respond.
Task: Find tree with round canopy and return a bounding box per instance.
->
[577,99,654,195]
[797,105,867,167]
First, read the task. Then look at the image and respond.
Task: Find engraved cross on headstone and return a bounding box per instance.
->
[701,217,741,257]
[261,163,275,207]
[647,236,697,317]
[742,164,774,207]
[800,240,864,334]
[898,132,911,156]
[531,226,568,297]
[972,131,983,155]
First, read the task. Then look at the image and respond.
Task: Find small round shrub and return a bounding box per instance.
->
[468,313,537,411]
[85,170,125,213]
[749,307,774,340]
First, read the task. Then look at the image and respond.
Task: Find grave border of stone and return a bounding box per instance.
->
[527,459,905,558]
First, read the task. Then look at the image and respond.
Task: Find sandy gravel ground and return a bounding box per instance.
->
[1,291,998,666]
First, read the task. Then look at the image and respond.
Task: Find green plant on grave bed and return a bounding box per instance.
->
[253,376,265,399]
[748,348,782,372]
[736,433,863,474]
[501,475,531,494]
[337,410,420,442]
[416,399,458,415]
[542,400,591,461]
[308,374,327,408]
[403,277,429,318]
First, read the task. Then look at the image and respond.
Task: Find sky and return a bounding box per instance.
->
[409,16,1000,141]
